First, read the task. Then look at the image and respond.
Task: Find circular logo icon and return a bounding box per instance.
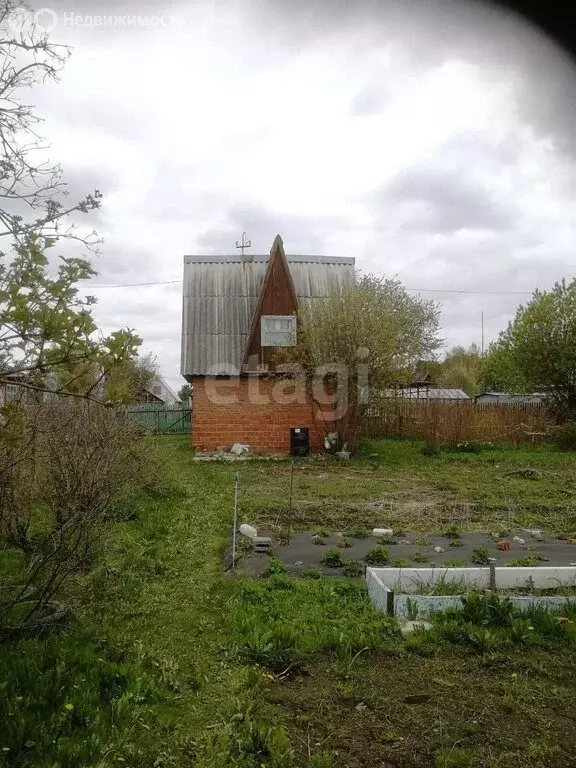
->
[34,7,58,32]
[5,5,57,36]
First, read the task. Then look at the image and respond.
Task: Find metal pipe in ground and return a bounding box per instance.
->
[232,471,239,569]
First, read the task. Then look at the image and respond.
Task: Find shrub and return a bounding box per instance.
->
[342,526,369,539]
[301,569,324,580]
[421,444,440,457]
[263,557,286,577]
[443,559,466,568]
[364,546,390,566]
[507,551,543,567]
[552,421,576,451]
[342,560,364,578]
[321,548,344,568]
[471,547,491,566]
[411,551,429,564]
[0,400,150,640]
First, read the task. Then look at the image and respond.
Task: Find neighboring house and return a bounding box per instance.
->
[0,373,43,405]
[0,379,23,406]
[137,375,179,405]
[384,385,469,402]
[181,235,355,452]
[475,391,543,405]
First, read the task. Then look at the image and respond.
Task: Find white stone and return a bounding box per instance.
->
[239,523,257,539]
[231,442,249,455]
[433,546,445,554]
[373,527,393,537]
[400,620,433,636]
[513,536,525,545]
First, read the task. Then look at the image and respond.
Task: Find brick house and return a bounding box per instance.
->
[181,235,355,453]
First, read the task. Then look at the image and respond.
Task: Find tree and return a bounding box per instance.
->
[0,3,147,637]
[439,344,481,396]
[0,1,141,400]
[103,351,159,404]
[482,279,576,420]
[298,274,442,448]
[178,383,192,403]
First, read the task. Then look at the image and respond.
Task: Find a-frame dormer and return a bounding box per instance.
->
[243,235,299,372]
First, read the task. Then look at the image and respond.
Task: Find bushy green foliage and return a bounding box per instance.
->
[263,557,287,578]
[421,444,440,457]
[364,546,390,565]
[341,559,364,578]
[552,421,576,451]
[431,592,576,652]
[471,547,491,566]
[232,577,397,666]
[482,278,576,420]
[342,526,369,539]
[321,548,344,568]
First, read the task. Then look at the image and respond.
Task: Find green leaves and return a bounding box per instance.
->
[482,279,576,418]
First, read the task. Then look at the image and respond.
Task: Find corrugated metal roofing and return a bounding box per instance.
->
[475,392,543,404]
[386,387,470,401]
[181,254,355,376]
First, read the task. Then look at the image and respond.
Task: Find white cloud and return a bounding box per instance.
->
[14,0,576,387]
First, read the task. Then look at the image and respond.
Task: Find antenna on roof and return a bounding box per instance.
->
[235,231,252,257]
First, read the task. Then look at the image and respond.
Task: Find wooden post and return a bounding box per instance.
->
[489,562,496,590]
[386,589,395,616]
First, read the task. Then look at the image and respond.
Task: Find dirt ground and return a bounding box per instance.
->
[239,529,576,578]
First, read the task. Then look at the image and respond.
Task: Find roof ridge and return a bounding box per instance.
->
[184,254,355,265]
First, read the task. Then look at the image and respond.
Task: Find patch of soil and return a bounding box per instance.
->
[268,648,576,767]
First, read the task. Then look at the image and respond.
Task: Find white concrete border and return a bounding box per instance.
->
[367,566,576,594]
[366,566,576,619]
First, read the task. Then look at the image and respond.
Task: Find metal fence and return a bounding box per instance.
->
[119,403,191,435]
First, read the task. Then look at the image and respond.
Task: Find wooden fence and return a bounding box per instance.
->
[360,401,553,446]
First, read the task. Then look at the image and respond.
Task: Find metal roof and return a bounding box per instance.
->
[387,387,470,401]
[475,392,543,404]
[181,254,355,376]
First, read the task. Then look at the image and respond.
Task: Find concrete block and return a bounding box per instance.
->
[496,566,576,589]
[373,528,393,537]
[366,566,489,594]
[239,524,257,539]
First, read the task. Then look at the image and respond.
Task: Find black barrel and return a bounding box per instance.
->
[290,427,309,456]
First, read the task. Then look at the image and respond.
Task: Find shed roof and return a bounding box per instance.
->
[385,387,470,401]
[181,252,355,376]
[475,392,543,404]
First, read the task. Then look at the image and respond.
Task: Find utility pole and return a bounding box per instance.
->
[481,311,484,356]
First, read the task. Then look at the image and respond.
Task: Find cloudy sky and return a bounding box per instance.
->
[11,0,576,389]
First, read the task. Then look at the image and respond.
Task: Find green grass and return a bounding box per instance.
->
[3,437,576,768]
[239,438,576,535]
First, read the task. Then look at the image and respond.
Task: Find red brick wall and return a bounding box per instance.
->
[191,376,336,453]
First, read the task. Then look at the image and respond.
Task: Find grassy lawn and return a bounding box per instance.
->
[2,437,576,768]
[240,439,576,535]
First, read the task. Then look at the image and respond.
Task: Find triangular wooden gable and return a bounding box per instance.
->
[243,235,299,370]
